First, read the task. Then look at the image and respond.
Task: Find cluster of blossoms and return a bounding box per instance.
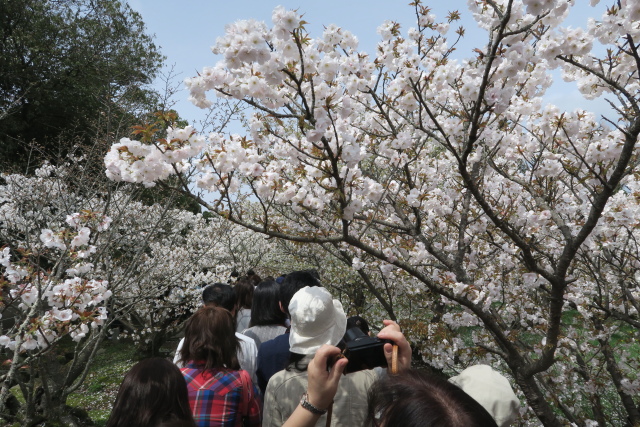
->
[105,126,205,186]
[0,210,112,351]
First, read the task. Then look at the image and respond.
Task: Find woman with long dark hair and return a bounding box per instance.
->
[241,280,287,347]
[179,306,261,426]
[234,277,254,333]
[106,357,196,427]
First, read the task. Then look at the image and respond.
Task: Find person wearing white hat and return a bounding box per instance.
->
[262,286,379,427]
[448,364,520,427]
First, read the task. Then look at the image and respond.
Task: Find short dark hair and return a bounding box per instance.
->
[280,270,321,315]
[250,280,287,327]
[179,306,240,371]
[106,358,195,427]
[365,370,498,427]
[247,270,261,286]
[347,315,370,334]
[234,278,254,310]
[202,283,235,311]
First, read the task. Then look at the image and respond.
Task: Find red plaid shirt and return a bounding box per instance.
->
[181,363,262,427]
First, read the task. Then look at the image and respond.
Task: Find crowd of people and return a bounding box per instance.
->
[105,270,520,427]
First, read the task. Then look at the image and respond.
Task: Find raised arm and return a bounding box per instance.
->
[282,345,348,427]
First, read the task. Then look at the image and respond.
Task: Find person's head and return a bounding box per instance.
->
[250,280,287,327]
[347,315,370,335]
[234,277,254,310]
[288,286,347,356]
[202,283,235,312]
[279,270,321,316]
[106,358,195,427]
[179,306,240,371]
[246,269,262,286]
[365,370,499,427]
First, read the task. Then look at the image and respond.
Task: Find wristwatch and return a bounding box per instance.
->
[300,391,327,415]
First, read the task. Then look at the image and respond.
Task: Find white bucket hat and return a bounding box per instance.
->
[449,364,520,427]
[288,286,347,355]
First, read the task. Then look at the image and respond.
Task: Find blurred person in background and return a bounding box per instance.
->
[242,279,287,347]
[234,277,254,333]
[346,315,370,336]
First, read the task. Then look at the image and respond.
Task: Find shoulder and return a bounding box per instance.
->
[242,328,258,341]
[347,369,379,387]
[267,368,307,393]
[190,370,246,392]
[260,333,289,352]
[236,332,255,345]
[236,333,257,353]
[180,366,197,380]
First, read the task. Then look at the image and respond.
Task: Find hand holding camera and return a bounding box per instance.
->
[377,319,412,373]
[329,319,411,374]
[337,326,392,373]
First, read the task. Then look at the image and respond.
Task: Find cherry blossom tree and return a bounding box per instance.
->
[0,160,215,422]
[0,162,115,423]
[116,209,287,355]
[105,1,640,424]
[0,152,292,423]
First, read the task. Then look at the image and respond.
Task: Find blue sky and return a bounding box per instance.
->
[128,1,610,129]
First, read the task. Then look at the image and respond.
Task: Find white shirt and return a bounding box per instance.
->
[173,332,258,385]
[235,308,251,333]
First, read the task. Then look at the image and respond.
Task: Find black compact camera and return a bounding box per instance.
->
[338,327,391,374]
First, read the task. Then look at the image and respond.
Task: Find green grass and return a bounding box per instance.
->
[66,340,138,426]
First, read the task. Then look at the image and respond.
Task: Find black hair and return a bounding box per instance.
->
[365,370,499,427]
[347,315,370,334]
[286,352,309,372]
[234,278,254,310]
[202,283,235,312]
[250,280,287,327]
[106,358,195,427]
[279,270,321,315]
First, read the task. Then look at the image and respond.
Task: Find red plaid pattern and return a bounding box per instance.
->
[181,363,262,427]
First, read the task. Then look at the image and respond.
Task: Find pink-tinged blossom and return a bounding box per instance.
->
[15,286,38,306]
[36,329,57,348]
[66,213,81,229]
[4,265,28,284]
[70,227,91,248]
[70,324,89,342]
[76,246,97,259]
[21,334,38,351]
[52,308,73,322]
